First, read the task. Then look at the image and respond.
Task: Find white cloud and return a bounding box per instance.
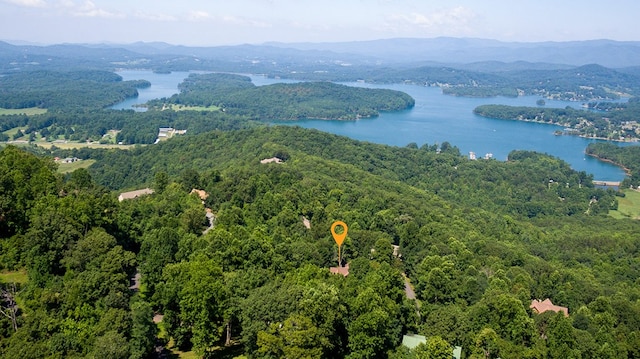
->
[3,0,47,7]
[187,10,213,21]
[387,6,477,32]
[135,11,177,22]
[221,15,271,28]
[69,0,123,18]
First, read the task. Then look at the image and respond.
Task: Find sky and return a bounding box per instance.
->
[1,0,640,46]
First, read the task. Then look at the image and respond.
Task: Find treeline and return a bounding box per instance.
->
[0,70,150,109]
[585,142,640,187]
[2,126,639,358]
[277,64,640,101]
[152,73,416,120]
[442,86,519,98]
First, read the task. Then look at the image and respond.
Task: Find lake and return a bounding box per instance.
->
[114,70,633,181]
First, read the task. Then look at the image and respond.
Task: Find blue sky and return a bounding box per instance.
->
[1,0,639,45]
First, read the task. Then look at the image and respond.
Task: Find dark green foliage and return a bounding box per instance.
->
[0,70,150,109]
[0,145,59,238]
[586,142,640,187]
[2,127,640,358]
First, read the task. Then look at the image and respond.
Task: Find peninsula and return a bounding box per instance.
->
[473,101,640,142]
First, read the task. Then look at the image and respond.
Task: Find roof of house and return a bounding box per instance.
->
[453,346,462,359]
[118,188,154,201]
[260,157,283,164]
[401,334,426,349]
[530,298,569,317]
[329,263,349,276]
[190,188,209,201]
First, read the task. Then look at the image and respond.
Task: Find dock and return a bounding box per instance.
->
[593,180,621,187]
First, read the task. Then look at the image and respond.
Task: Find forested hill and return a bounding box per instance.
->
[83,126,613,219]
[2,128,640,358]
[473,102,640,141]
[149,73,416,120]
[0,70,150,109]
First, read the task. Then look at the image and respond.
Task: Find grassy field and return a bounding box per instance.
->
[169,104,220,112]
[0,107,47,116]
[2,126,29,138]
[57,159,96,174]
[610,190,640,219]
[0,270,28,284]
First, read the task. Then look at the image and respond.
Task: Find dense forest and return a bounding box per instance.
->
[2,125,640,358]
[0,70,150,110]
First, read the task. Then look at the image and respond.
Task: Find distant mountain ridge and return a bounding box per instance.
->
[264,37,640,68]
[2,37,640,70]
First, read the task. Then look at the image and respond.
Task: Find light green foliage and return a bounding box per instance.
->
[413,336,451,359]
[257,314,326,359]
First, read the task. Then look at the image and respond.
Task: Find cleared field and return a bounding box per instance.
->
[36,141,137,150]
[610,190,640,219]
[57,159,96,174]
[0,270,28,284]
[0,107,47,116]
[169,104,220,112]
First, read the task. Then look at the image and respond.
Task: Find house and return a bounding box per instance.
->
[401,334,426,349]
[329,263,349,276]
[61,157,80,163]
[155,127,187,143]
[190,189,209,203]
[260,157,283,164]
[118,188,154,202]
[530,298,569,317]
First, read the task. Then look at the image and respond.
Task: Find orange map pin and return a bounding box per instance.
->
[331,221,348,246]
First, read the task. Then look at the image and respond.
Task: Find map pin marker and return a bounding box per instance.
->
[331,221,348,246]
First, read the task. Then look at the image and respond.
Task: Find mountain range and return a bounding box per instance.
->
[3,37,640,69]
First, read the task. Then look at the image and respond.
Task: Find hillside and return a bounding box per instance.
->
[2,127,639,358]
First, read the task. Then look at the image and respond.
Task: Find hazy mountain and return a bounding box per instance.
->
[265,37,640,68]
[3,37,640,72]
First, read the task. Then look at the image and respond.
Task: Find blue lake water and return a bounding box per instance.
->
[113,70,634,181]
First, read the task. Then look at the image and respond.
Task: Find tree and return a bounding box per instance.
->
[129,300,158,359]
[153,171,169,194]
[159,256,228,354]
[475,328,499,359]
[414,336,451,359]
[91,331,130,359]
[257,314,326,359]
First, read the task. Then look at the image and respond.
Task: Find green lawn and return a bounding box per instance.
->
[0,270,28,284]
[0,107,47,116]
[3,126,29,138]
[610,190,640,219]
[56,159,96,174]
